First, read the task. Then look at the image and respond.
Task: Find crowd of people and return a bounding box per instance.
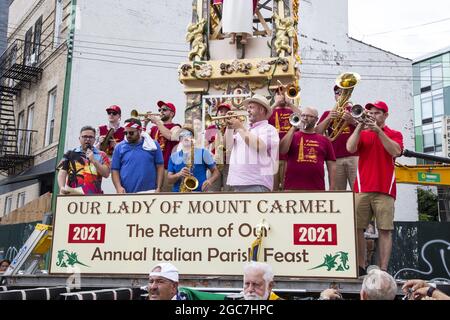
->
[145,261,449,300]
[57,83,404,277]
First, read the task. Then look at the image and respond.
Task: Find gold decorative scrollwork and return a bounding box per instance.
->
[220,60,253,75]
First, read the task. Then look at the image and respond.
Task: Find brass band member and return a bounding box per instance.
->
[346,101,403,275]
[268,91,302,190]
[225,94,279,192]
[95,105,125,156]
[144,100,181,192]
[280,107,336,191]
[316,85,358,190]
[206,102,233,192]
[167,126,220,192]
[111,119,164,193]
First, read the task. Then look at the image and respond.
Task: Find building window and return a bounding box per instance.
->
[17,192,26,209]
[54,0,64,47]
[4,196,13,216]
[45,88,57,146]
[24,27,33,66]
[420,66,431,92]
[432,90,444,119]
[32,16,43,64]
[25,105,34,155]
[422,122,442,154]
[17,111,25,155]
[421,93,432,123]
[431,63,443,90]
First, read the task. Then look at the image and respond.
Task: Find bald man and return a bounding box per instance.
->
[280,106,336,191]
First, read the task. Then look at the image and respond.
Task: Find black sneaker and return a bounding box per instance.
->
[358,266,367,277]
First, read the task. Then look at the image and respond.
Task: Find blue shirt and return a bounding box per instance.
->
[111,139,164,193]
[168,148,216,192]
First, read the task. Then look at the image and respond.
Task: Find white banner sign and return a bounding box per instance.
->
[50,192,357,278]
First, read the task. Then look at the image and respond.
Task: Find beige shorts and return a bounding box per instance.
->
[355,192,395,230]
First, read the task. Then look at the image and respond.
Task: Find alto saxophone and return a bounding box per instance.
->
[180,140,199,192]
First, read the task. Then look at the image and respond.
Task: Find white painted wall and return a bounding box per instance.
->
[298,0,417,221]
[64,0,418,220]
[0,183,40,218]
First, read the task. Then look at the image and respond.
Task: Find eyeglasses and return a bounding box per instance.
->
[158,108,170,112]
[124,131,137,136]
[107,111,119,115]
[81,135,95,140]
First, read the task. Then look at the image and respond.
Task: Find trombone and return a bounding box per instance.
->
[130,109,161,120]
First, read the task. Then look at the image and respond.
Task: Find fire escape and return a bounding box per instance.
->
[0,38,43,175]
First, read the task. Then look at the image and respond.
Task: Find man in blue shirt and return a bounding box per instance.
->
[167,126,220,192]
[111,119,164,193]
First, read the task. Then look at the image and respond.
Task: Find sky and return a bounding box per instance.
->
[348,0,450,60]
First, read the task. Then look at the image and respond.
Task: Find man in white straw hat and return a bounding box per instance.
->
[224,94,279,192]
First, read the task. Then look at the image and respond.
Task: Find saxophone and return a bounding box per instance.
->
[180,139,199,192]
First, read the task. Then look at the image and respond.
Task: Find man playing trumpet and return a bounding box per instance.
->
[144,100,181,192]
[225,94,279,192]
[346,101,403,275]
[269,85,302,190]
[280,107,336,191]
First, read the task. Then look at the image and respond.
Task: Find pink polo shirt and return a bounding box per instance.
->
[227,120,279,190]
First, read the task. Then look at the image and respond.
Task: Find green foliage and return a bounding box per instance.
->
[417,188,438,221]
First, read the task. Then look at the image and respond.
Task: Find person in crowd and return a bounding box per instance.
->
[148,262,181,300]
[145,100,181,192]
[111,118,164,193]
[316,85,358,190]
[225,94,279,192]
[95,105,125,157]
[268,90,301,190]
[319,266,397,300]
[57,126,110,195]
[402,279,450,300]
[207,102,233,192]
[280,106,336,191]
[167,125,220,192]
[347,101,403,276]
[242,261,283,300]
[0,259,11,273]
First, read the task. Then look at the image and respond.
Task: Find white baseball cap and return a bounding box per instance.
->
[149,263,179,282]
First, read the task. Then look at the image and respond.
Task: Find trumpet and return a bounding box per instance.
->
[277,80,300,100]
[289,113,301,127]
[205,112,247,127]
[350,104,374,124]
[130,109,160,120]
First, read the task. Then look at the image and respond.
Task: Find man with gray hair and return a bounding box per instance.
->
[242,261,283,300]
[360,267,397,300]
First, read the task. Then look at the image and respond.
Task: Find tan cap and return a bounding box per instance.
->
[243,94,273,118]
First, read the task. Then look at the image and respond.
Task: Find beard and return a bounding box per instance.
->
[244,289,270,300]
[161,114,170,122]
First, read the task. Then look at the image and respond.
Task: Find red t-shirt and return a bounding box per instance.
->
[284,131,336,190]
[354,126,403,199]
[98,125,125,156]
[150,123,181,169]
[318,109,358,158]
[268,106,293,161]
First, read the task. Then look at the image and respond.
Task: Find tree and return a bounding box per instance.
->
[417,188,438,221]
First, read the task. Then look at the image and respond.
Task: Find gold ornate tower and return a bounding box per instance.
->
[179,0,301,123]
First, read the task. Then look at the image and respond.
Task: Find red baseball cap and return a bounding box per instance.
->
[157,100,176,115]
[106,105,121,114]
[365,101,389,113]
[217,103,231,112]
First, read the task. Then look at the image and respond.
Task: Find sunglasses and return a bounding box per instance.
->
[124,131,137,136]
[334,90,342,95]
[158,108,170,112]
[107,111,119,115]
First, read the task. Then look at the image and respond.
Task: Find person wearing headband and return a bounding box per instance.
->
[57,126,110,195]
[111,119,164,193]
